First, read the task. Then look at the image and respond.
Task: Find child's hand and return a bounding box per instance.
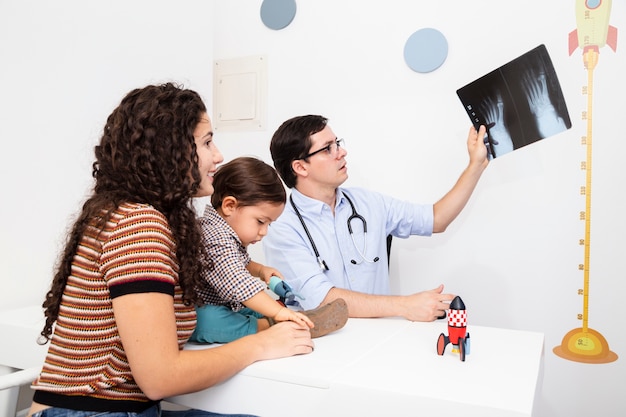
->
[258,265,283,284]
[274,307,314,329]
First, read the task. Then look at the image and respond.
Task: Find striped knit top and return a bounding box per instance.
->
[32,203,196,412]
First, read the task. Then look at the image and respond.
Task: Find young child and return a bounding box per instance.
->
[190,156,348,344]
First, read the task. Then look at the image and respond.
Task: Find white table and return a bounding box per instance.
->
[168,318,545,417]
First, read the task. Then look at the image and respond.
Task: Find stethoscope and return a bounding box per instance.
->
[290,192,380,271]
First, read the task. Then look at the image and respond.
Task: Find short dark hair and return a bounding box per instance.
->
[270,115,328,188]
[211,156,286,208]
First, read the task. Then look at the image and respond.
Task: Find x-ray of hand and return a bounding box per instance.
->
[481,92,514,158]
[522,70,567,138]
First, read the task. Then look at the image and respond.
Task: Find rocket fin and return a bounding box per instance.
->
[437,333,449,356]
[459,337,466,361]
[607,25,618,52]
[568,29,579,56]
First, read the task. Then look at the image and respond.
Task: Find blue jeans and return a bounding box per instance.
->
[31,404,257,417]
[189,305,263,344]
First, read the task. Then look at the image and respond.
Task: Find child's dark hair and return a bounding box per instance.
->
[211,156,286,208]
[270,114,328,188]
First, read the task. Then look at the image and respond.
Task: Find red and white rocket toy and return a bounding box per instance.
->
[437,296,470,361]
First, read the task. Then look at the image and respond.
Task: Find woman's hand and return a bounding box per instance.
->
[251,321,315,360]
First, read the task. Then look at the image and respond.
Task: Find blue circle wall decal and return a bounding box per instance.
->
[404,28,448,73]
[260,0,297,30]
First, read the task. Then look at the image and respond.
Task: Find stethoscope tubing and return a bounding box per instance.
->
[290,192,379,270]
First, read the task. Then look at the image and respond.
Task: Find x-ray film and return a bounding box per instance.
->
[457,44,572,159]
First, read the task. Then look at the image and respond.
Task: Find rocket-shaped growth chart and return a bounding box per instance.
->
[553,0,618,364]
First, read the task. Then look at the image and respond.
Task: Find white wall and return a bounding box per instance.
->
[1,1,624,416]
[0,0,215,308]
[213,2,626,416]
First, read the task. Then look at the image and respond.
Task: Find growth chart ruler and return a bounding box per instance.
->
[553,0,618,364]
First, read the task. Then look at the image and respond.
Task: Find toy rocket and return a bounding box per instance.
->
[437,296,470,361]
[568,0,618,56]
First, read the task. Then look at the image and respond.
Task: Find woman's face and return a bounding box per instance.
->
[193,113,224,197]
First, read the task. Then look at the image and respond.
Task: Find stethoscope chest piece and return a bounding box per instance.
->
[290,192,379,270]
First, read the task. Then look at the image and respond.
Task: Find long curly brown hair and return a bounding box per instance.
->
[40,83,207,342]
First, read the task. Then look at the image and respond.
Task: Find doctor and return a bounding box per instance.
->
[264,115,488,321]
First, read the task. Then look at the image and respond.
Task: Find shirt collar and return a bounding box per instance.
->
[290,187,348,215]
[202,204,243,245]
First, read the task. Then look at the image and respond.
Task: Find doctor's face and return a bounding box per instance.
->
[304,125,348,189]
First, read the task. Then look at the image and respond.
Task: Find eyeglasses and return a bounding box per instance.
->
[302,138,345,159]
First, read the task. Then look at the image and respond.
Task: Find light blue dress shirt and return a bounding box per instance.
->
[263,187,433,310]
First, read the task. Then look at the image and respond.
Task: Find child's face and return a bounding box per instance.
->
[225,202,285,247]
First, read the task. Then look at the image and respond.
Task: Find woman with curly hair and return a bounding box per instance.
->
[28,83,314,417]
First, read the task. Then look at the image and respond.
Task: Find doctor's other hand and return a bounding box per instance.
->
[399,284,455,322]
